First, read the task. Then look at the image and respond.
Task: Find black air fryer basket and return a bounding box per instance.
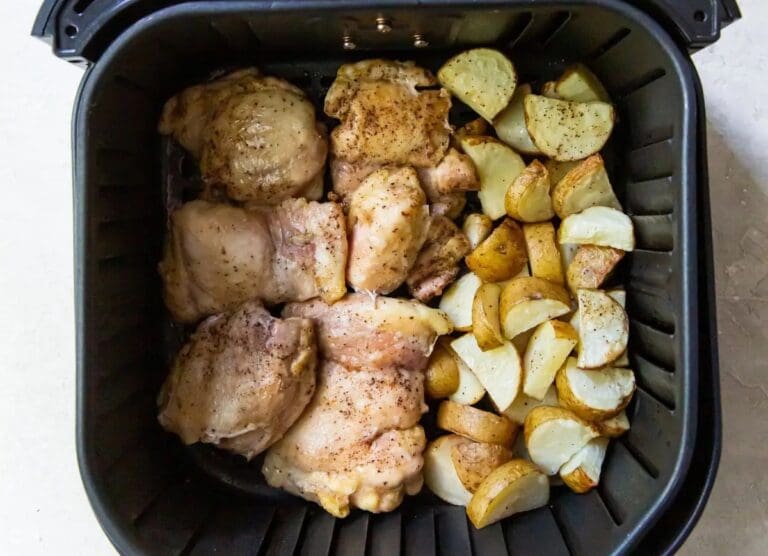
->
[33,1,739,554]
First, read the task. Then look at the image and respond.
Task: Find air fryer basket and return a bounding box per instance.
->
[34,0,733,554]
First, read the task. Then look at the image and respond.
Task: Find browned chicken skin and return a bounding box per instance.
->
[157,300,317,459]
[417,148,480,218]
[159,198,347,323]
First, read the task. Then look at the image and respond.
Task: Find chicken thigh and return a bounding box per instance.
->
[159,69,327,204]
[417,148,480,218]
[159,198,347,323]
[158,300,317,459]
[346,167,429,294]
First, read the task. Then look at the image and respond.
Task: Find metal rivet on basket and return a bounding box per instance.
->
[376,16,392,34]
[413,34,429,48]
[342,34,357,50]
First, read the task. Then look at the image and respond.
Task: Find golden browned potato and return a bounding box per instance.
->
[524,95,615,161]
[499,277,572,339]
[523,222,565,285]
[462,213,494,250]
[523,320,578,400]
[595,410,630,438]
[425,339,460,399]
[423,435,474,505]
[566,245,625,291]
[448,353,487,405]
[437,400,518,447]
[524,406,598,475]
[438,48,517,122]
[504,160,554,222]
[558,206,635,251]
[439,272,483,332]
[457,118,489,138]
[555,357,636,421]
[544,159,579,187]
[466,459,549,528]
[559,437,609,493]
[466,219,528,282]
[472,283,505,350]
[494,84,542,155]
[552,154,621,218]
[451,441,513,492]
[576,289,628,368]
[551,64,610,103]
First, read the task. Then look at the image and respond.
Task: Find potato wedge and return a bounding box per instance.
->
[541,81,560,99]
[560,437,609,493]
[558,206,635,251]
[494,84,542,155]
[467,459,549,529]
[504,385,559,424]
[523,222,565,285]
[499,277,572,339]
[438,48,517,122]
[504,160,554,223]
[451,441,513,492]
[460,136,526,219]
[451,333,522,412]
[439,272,482,331]
[466,219,528,282]
[437,400,518,447]
[524,95,615,161]
[566,245,624,292]
[457,118,489,138]
[462,213,494,250]
[424,435,473,505]
[552,63,610,103]
[472,284,505,350]
[523,320,578,400]
[425,340,460,399]
[570,289,629,366]
[556,357,635,420]
[596,410,630,438]
[576,289,629,368]
[552,154,621,218]
[448,353,486,405]
[544,159,579,188]
[524,406,599,475]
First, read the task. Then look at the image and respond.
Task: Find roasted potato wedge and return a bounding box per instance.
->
[425,339,460,399]
[448,352,486,405]
[566,245,625,292]
[552,154,621,218]
[457,118,489,139]
[544,159,579,188]
[504,160,554,223]
[556,357,635,421]
[424,435,474,505]
[451,441,513,492]
[523,222,565,285]
[595,410,630,437]
[570,289,629,366]
[552,64,610,103]
[560,437,609,493]
[439,272,482,331]
[499,277,572,339]
[504,385,559,425]
[472,283,505,350]
[523,320,579,400]
[437,400,518,447]
[460,136,527,219]
[466,219,528,282]
[438,48,517,122]
[524,406,599,475]
[524,95,615,161]
[576,289,629,368]
[466,459,549,529]
[494,84,542,155]
[451,333,522,413]
[558,206,635,251]
[462,213,494,250]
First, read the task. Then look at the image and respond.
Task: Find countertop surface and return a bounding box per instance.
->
[0,2,765,554]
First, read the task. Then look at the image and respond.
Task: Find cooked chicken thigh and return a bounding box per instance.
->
[283,293,452,372]
[263,361,426,517]
[417,148,480,218]
[346,167,430,294]
[159,68,327,204]
[407,216,472,302]
[159,198,347,323]
[325,60,451,167]
[158,300,317,459]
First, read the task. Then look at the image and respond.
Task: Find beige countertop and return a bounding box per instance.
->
[0,1,764,554]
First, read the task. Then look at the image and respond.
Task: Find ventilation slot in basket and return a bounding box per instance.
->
[299,510,337,556]
[437,508,472,555]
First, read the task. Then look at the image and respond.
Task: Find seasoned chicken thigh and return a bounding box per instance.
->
[346,167,430,294]
[325,60,451,167]
[158,300,317,459]
[159,198,346,323]
[159,69,327,204]
[417,148,480,218]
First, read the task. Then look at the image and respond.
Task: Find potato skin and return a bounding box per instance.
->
[551,154,621,218]
[472,283,505,351]
[425,340,460,399]
[466,219,528,282]
[437,400,518,447]
[462,213,493,250]
[451,441,513,492]
[524,222,565,285]
[566,245,624,291]
[555,364,635,421]
[500,276,572,317]
[561,466,597,493]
